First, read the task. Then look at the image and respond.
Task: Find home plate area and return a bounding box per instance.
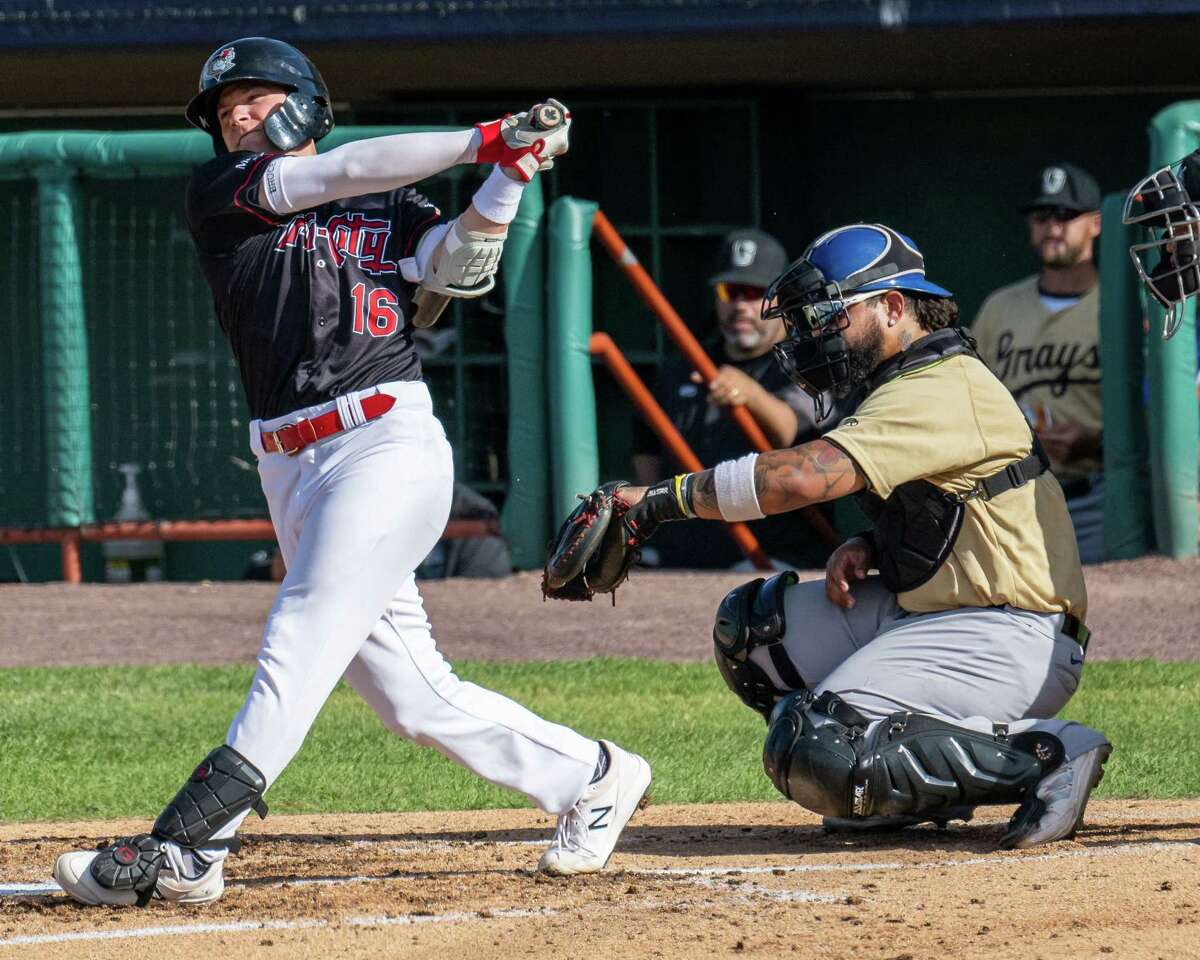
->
[1,801,1198,959]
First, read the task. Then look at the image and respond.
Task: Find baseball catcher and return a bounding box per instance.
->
[548,223,1111,848]
[54,37,652,909]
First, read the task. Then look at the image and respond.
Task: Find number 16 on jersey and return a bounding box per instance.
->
[350,282,401,337]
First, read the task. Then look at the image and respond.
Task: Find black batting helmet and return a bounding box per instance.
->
[185,37,334,154]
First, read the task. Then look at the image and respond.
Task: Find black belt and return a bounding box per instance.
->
[1062,613,1090,652]
[1058,476,1094,500]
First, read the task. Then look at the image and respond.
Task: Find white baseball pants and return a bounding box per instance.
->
[204,382,596,855]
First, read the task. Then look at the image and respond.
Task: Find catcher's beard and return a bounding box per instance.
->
[843,322,887,394]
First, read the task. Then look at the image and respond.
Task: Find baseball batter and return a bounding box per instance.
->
[573,224,1110,846]
[53,37,650,908]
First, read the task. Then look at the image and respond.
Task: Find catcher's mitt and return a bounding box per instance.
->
[542,481,644,602]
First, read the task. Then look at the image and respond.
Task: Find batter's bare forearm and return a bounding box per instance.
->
[688,439,865,518]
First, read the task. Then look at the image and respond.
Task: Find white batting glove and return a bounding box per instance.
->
[474,99,572,182]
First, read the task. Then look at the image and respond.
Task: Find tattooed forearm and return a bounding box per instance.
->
[692,469,719,516]
[685,440,865,520]
[753,439,865,513]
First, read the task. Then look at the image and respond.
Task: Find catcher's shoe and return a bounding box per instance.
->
[538,740,651,876]
[822,806,975,834]
[54,836,224,907]
[999,743,1112,850]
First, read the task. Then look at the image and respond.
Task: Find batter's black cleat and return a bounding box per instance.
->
[822,806,976,834]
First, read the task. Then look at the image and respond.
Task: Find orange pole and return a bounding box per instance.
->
[60,531,81,585]
[0,519,495,545]
[591,332,772,570]
[3,518,498,584]
[591,209,840,548]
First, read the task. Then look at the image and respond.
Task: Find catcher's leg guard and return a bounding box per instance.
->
[713,572,804,719]
[763,691,1065,819]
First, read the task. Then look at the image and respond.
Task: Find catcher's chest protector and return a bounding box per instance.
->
[855,329,1050,593]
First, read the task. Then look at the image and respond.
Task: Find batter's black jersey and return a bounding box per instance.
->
[185,151,444,420]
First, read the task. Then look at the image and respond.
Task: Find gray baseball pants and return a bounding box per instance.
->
[748,576,1109,760]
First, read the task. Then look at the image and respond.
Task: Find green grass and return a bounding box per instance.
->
[1,659,1196,822]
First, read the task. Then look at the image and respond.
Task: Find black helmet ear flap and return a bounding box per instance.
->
[263,92,334,152]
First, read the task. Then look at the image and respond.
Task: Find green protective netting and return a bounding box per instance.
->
[66,166,508,528]
[0,183,44,526]
[78,175,263,521]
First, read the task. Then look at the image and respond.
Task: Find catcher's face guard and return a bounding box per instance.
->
[765,259,857,421]
[1123,159,1200,341]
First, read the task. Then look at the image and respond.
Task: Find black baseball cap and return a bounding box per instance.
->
[708,229,789,288]
[1021,162,1101,213]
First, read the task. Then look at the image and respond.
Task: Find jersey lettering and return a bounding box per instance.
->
[275,212,399,274]
[351,282,402,338]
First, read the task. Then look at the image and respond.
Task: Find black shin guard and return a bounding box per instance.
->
[152,744,268,851]
[763,692,1064,819]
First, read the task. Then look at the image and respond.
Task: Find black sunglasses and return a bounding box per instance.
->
[1029,206,1084,225]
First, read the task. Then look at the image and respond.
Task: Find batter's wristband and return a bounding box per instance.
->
[672,473,698,518]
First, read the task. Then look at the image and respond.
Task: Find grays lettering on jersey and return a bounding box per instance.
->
[186,150,444,420]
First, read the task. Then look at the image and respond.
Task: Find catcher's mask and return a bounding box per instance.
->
[765,223,953,420]
[1123,154,1200,340]
[185,37,334,155]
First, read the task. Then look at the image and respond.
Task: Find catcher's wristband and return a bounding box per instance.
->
[714,453,765,521]
[639,478,692,525]
[672,473,698,518]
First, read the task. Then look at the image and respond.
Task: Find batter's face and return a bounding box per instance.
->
[216,82,292,154]
[715,288,784,358]
[1027,208,1101,269]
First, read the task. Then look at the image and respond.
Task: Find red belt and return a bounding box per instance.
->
[261,393,396,456]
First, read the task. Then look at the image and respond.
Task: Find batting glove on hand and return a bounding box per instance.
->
[475,99,571,182]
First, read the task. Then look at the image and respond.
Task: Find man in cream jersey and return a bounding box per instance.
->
[971,163,1105,562]
[609,223,1110,847]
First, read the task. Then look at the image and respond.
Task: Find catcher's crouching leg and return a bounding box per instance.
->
[762,690,1065,820]
[712,572,804,720]
[56,745,267,907]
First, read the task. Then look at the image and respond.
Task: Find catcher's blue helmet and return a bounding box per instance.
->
[764,223,952,418]
[803,223,953,299]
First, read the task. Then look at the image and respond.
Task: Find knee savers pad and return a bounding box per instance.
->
[152,744,269,849]
[713,571,804,719]
[763,692,1064,818]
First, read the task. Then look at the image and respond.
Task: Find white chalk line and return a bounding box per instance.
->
[633,838,1197,878]
[0,906,559,948]
[2,836,1194,947]
[4,836,1194,901]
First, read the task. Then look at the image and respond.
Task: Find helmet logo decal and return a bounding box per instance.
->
[208,47,236,79]
[731,239,757,267]
[1042,167,1067,196]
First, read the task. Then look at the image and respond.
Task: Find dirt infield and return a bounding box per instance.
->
[2,555,1198,957]
[2,554,1199,667]
[1,801,1198,959]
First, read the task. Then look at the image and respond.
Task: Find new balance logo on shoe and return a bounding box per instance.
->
[588,805,613,830]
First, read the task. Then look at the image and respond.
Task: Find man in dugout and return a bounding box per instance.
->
[633,228,842,570]
[547,222,1111,847]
